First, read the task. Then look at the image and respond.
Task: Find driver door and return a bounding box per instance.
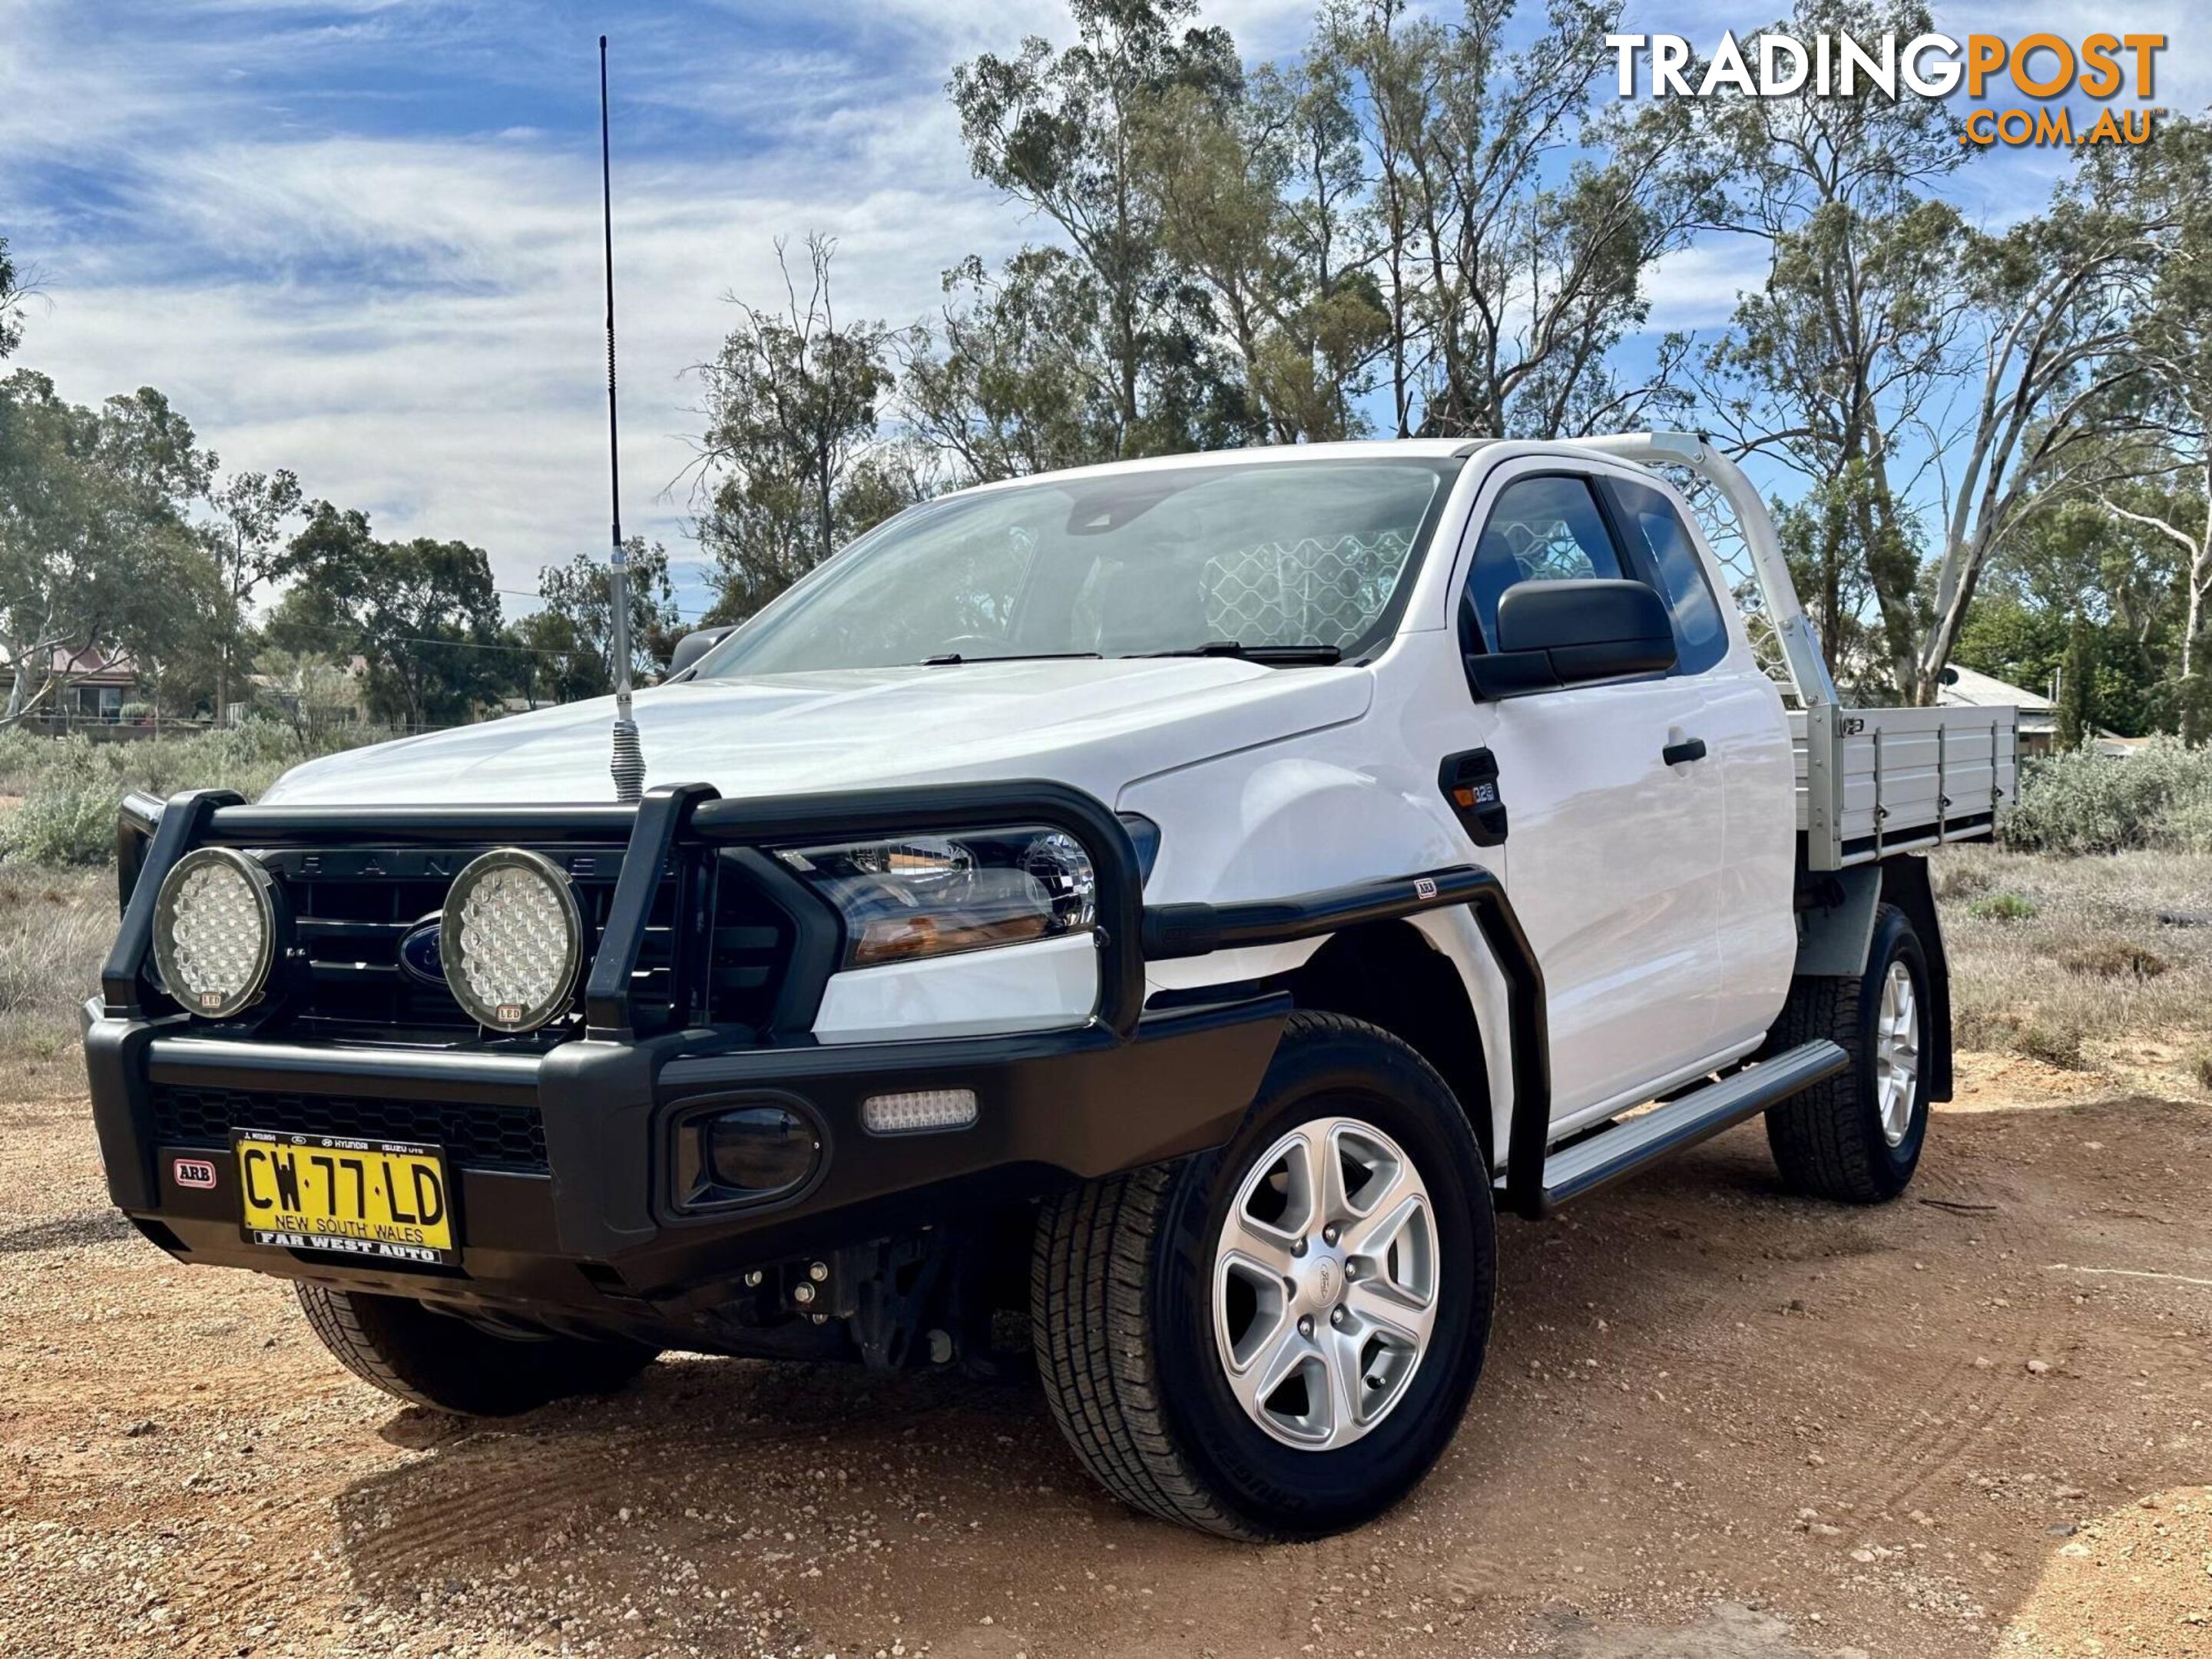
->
[1453,467,1726,1122]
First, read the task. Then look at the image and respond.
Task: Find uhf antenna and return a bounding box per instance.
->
[600,34,644,804]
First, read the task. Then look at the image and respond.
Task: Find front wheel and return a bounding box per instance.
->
[1763,902,1932,1204]
[1031,1012,1495,1540]
[296,1285,658,1416]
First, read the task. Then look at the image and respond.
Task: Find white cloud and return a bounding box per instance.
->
[5,0,2200,621]
[2,4,1055,607]
[1642,233,1773,333]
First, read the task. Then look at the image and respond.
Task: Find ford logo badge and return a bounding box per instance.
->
[397,917,445,987]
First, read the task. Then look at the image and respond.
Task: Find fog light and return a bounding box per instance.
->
[862,1088,979,1135]
[706,1105,820,1198]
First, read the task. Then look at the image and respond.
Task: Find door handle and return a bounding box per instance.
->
[1662,737,1707,767]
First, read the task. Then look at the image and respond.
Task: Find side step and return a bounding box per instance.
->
[1531,1040,1849,1214]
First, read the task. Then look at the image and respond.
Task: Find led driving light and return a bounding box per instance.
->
[439,848,584,1033]
[777,825,1098,969]
[152,847,279,1019]
[862,1088,979,1135]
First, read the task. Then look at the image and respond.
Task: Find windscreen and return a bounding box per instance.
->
[694,458,1463,676]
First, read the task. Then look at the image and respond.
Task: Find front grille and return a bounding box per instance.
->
[243,840,796,1041]
[266,840,649,1038]
[151,1084,548,1174]
[704,850,799,1030]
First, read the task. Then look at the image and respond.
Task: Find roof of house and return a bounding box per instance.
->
[1937,662,2136,741]
[1937,664,2052,714]
[0,645,141,685]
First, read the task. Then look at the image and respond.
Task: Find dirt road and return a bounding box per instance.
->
[2,1049,2206,1659]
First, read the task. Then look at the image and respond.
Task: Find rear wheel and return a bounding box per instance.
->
[1764,902,1932,1204]
[296,1284,658,1416]
[1031,1012,1494,1540]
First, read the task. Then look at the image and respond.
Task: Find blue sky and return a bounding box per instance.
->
[2,0,2200,621]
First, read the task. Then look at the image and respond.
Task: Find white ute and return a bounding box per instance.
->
[94,432,2014,1540]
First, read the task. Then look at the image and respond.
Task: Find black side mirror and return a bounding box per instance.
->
[1465,579,1677,699]
[666,624,736,678]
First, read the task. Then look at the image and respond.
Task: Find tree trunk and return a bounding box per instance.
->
[5,656,33,723]
[2182,572,2207,747]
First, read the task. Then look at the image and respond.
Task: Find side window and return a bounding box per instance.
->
[1604,477,1730,675]
[1461,474,1627,651]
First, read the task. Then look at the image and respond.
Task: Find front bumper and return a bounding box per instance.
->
[84,993,1284,1336]
[88,776,1551,1337]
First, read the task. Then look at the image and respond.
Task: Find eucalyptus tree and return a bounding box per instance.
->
[1699,0,2164,704]
[2087,118,2212,740]
[1910,172,2170,707]
[0,374,216,722]
[205,466,303,718]
[0,237,22,361]
[528,537,680,698]
[1130,56,1389,442]
[274,502,508,728]
[1314,0,1718,442]
[694,235,899,622]
[1694,0,1971,687]
[899,250,1126,481]
[951,0,1246,457]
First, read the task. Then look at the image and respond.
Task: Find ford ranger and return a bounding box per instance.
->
[84,432,2015,1539]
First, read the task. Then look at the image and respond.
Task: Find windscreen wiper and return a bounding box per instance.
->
[1134,641,1344,665]
[920,651,1104,667]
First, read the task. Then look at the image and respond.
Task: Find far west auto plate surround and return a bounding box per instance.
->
[231,1128,458,1267]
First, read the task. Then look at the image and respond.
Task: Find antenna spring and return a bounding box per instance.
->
[610,717,645,804]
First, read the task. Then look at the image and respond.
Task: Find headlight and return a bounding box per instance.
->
[439,848,584,1033]
[778,825,1098,969]
[152,848,279,1018]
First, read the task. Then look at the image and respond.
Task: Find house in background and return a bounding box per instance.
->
[0,645,147,722]
[1935,663,2145,757]
[241,652,369,728]
[1937,664,2059,755]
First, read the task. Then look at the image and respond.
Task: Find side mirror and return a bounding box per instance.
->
[1465,579,1677,700]
[666,624,736,679]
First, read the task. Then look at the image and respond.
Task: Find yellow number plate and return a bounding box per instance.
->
[233,1130,456,1266]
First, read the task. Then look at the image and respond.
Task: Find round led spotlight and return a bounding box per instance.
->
[152,848,280,1019]
[440,848,584,1034]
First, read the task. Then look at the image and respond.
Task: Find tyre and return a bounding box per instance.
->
[1763,902,1932,1204]
[1031,1012,1495,1540]
[296,1284,658,1416]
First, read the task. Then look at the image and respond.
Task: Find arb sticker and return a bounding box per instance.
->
[172,1157,218,1190]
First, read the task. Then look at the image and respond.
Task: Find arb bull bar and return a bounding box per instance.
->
[84,779,1551,1353]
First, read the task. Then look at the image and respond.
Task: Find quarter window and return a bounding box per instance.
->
[1461,475,1628,651]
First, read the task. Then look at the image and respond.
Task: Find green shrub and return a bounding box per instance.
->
[0,779,123,865]
[1968,892,2038,922]
[0,720,393,866]
[1932,859,1994,902]
[2058,939,2167,979]
[2007,737,2212,856]
[2017,1016,2088,1070]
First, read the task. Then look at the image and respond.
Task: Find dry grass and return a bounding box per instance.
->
[0,863,113,1058]
[1936,843,2212,1090]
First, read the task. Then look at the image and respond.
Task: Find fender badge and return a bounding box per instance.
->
[396,916,446,988]
[172,1157,217,1190]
